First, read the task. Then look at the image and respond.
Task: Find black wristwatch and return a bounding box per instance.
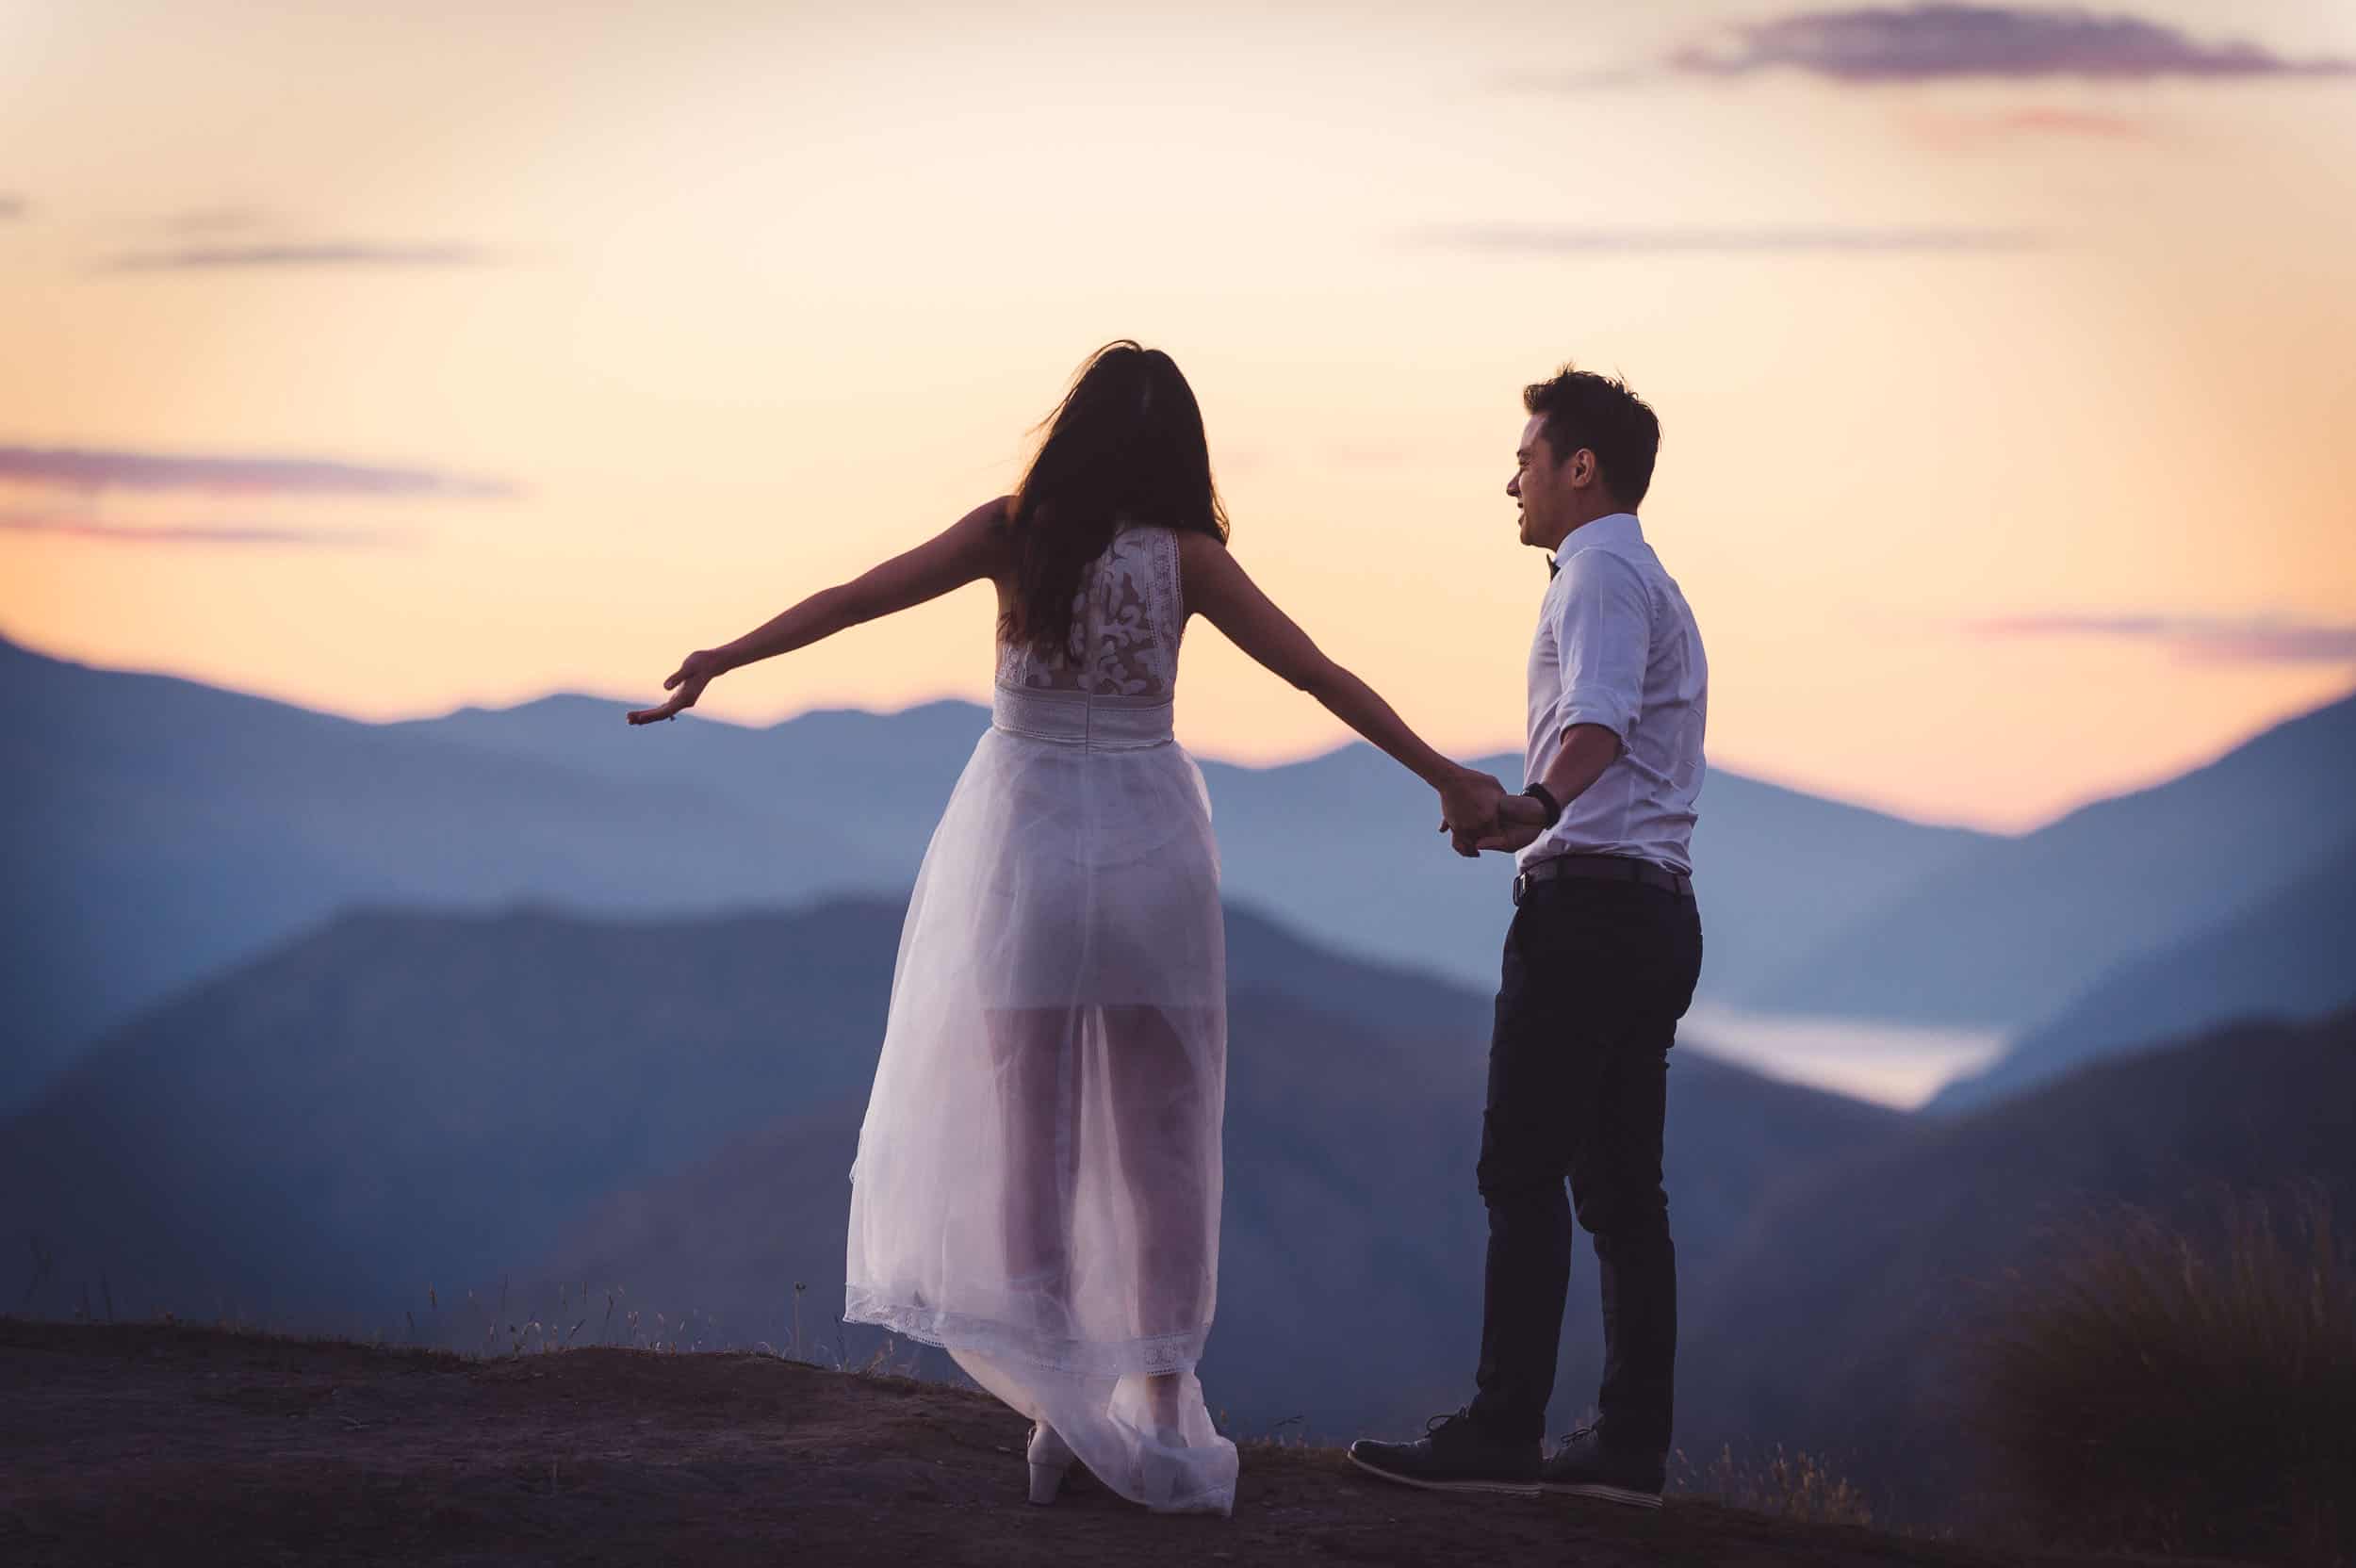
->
[1521,781,1563,827]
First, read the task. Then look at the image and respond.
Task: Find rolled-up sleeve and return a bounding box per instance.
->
[1552,547,1653,743]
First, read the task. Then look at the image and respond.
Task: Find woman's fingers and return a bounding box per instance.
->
[630,652,712,724]
[627,689,694,724]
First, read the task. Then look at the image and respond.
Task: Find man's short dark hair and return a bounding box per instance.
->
[1523,366,1660,509]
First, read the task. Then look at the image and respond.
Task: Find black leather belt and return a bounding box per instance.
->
[1513,853,1693,905]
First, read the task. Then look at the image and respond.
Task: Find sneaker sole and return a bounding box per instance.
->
[1346,1450,1539,1496]
[1540,1479,1663,1510]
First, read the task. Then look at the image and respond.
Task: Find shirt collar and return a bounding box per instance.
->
[1546,511,1643,577]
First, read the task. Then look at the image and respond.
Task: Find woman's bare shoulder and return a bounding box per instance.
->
[1172,528,1232,571]
[1171,529,1235,610]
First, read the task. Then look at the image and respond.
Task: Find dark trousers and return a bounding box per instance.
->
[1467,875,1702,1458]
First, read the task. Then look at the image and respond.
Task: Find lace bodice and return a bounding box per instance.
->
[995,525,1186,700]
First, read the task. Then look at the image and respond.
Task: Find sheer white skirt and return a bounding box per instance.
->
[844,691,1237,1514]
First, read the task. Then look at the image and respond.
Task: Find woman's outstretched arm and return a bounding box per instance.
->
[627,497,1010,725]
[1177,531,1504,850]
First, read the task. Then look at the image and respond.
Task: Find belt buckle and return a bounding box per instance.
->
[1511,870,1529,906]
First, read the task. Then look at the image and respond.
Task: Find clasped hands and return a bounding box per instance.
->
[1437,770,1547,859]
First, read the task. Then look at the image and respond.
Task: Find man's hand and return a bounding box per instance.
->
[1436,768,1508,858]
[1457,791,1548,856]
[1452,725,1620,852]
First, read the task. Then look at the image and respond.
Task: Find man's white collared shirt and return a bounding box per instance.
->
[1520,512,1708,876]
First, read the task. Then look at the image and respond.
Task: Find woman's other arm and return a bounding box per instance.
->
[627,497,1010,725]
[1178,531,1503,848]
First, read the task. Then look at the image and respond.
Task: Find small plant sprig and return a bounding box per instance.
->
[1672,1443,1873,1527]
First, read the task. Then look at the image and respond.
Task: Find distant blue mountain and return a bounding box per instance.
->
[389,689,1996,1012]
[1748,691,2356,1029]
[0,630,1991,1109]
[1922,838,2356,1116]
[0,639,928,1108]
[403,694,2001,995]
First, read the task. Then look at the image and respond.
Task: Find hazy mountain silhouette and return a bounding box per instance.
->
[0,900,911,1322]
[1923,841,2356,1116]
[0,638,922,1110]
[1193,743,1991,1007]
[1750,690,2356,1029]
[0,896,1905,1443]
[392,681,1998,1006]
[525,994,1907,1440]
[1677,1006,2356,1518]
[0,630,1990,1110]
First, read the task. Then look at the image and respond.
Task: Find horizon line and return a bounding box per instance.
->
[5,623,2342,842]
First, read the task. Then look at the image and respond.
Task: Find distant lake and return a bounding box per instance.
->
[1680,1003,2009,1111]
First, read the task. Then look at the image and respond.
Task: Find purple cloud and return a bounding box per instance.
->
[91,240,500,272]
[1672,5,2356,83]
[1416,223,2045,254]
[0,509,420,548]
[0,444,517,500]
[1968,612,2356,664]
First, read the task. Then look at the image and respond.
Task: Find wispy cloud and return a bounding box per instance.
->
[1414,222,2046,254]
[0,509,421,549]
[90,240,501,272]
[1985,106,2143,136]
[1671,5,2356,83]
[1968,612,2356,663]
[1490,67,1650,93]
[1902,104,2153,148]
[0,444,517,499]
[155,206,271,236]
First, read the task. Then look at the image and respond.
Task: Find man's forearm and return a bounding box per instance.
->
[1538,723,1624,808]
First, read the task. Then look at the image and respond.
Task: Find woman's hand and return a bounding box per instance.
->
[626,647,732,725]
[1436,767,1508,858]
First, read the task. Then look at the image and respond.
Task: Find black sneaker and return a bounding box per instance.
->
[1539,1425,1664,1510]
[1347,1409,1541,1496]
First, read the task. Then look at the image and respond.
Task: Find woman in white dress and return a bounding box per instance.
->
[629,342,1504,1515]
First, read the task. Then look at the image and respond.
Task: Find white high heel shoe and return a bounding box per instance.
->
[1026,1422,1076,1505]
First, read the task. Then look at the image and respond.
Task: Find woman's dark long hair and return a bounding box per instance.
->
[1001,340,1229,662]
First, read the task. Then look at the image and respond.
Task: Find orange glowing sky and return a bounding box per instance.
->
[4,0,2352,830]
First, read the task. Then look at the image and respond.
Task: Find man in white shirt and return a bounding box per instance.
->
[1350,366,1706,1508]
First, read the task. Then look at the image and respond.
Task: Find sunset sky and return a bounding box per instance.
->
[4,0,2352,830]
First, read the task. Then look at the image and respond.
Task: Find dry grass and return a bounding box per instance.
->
[1972,1185,2356,1566]
[1671,1441,1876,1527]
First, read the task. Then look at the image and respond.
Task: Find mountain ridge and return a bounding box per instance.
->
[1,632,1995,1110]
[1748,689,2356,1029]
[1925,836,2356,1115]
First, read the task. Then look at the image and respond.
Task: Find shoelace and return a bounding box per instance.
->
[1424,1407,1469,1435]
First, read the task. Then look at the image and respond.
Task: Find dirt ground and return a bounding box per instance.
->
[0,1317,2225,1567]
